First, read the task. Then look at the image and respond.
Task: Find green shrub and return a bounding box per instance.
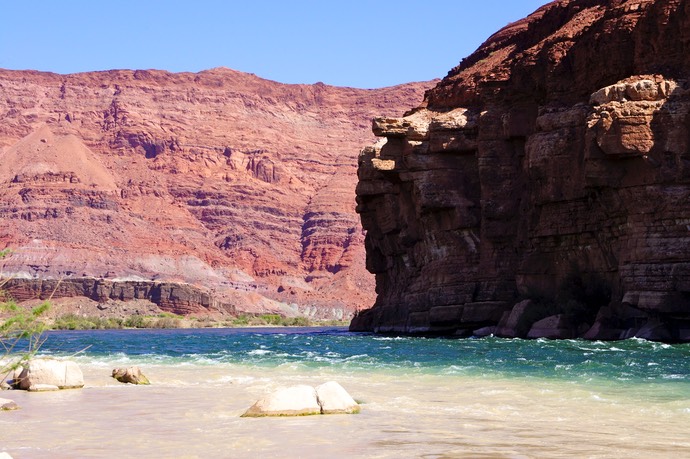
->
[258,314,283,325]
[52,314,124,330]
[226,313,332,327]
[284,316,310,326]
[0,300,49,377]
[123,315,150,328]
[151,317,182,329]
[231,314,250,326]
[157,312,183,319]
[1,249,50,377]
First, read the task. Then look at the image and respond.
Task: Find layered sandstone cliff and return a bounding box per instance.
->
[353,0,690,341]
[0,68,432,318]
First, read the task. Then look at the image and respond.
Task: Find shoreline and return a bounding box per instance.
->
[40,313,350,331]
[2,349,689,459]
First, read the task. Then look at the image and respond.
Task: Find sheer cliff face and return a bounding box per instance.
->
[354,0,690,341]
[0,68,432,317]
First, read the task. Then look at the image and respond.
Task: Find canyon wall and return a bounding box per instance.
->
[0,68,433,318]
[353,0,690,341]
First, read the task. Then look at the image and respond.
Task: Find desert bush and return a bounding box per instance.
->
[150,317,182,329]
[123,315,150,328]
[283,316,311,326]
[0,249,49,378]
[157,312,182,319]
[231,314,251,326]
[258,314,283,325]
[52,313,184,330]
[227,313,321,327]
[52,314,123,330]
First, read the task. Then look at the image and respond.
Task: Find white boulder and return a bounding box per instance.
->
[315,381,360,414]
[242,381,360,417]
[17,359,84,390]
[242,384,321,417]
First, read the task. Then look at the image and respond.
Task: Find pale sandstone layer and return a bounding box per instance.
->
[353,0,690,341]
[0,67,433,318]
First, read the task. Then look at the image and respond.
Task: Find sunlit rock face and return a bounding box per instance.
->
[353,0,690,341]
[0,67,434,318]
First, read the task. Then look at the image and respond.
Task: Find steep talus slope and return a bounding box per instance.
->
[354,0,690,341]
[0,67,433,318]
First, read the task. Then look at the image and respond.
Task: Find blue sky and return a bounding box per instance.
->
[1,1,548,88]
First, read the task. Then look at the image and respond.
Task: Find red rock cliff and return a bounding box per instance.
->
[353,0,690,341]
[0,67,433,318]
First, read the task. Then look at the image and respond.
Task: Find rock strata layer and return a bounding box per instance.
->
[353,0,690,341]
[0,68,432,318]
[3,278,234,316]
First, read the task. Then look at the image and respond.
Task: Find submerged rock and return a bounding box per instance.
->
[17,359,84,390]
[112,366,151,385]
[0,398,19,411]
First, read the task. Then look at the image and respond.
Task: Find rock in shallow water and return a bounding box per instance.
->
[17,359,84,390]
[112,366,151,385]
[241,381,359,417]
[27,384,60,392]
[242,384,321,417]
[0,398,19,410]
[315,381,360,414]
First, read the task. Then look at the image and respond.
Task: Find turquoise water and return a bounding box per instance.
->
[4,327,690,458]
[37,327,690,387]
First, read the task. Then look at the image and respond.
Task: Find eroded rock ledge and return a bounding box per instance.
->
[352,0,690,342]
[2,278,235,316]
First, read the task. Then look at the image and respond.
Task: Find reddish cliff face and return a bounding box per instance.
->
[354,0,690,341]
[0,67,433,318]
